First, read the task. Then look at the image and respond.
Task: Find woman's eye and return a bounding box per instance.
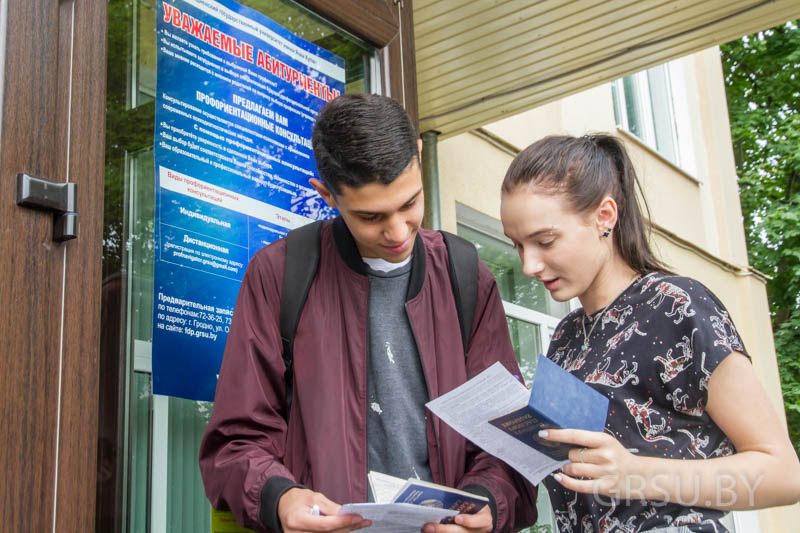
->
[539,240,555,248]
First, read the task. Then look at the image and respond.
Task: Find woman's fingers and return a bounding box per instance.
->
[539,428,608,448]
[552,471,601,494]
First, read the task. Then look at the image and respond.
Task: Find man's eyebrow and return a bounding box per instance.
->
[351,188,423,216]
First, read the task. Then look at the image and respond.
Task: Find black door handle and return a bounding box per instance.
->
[15,173,78,242]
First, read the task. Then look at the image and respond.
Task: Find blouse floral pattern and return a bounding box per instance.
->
[543,273,747,533]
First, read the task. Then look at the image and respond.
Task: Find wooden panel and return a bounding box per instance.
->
[0,1,64,531]
[419,0,745,109]
[421,0,800,136]
[387,0,420,128]
[298,0,398,47]
[54,0,107,530]
[414,0,800,136]
[298,0,419,125]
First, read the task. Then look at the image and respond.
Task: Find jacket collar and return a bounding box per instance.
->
[332,217,426,301]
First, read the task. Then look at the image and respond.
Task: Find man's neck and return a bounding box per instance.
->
[362,255,413,273]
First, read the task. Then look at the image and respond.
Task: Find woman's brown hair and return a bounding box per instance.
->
[502,134,671,275]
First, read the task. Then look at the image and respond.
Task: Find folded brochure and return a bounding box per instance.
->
[425,357,609,485]
[338,471,488,530]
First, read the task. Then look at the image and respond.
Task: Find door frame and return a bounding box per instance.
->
[0,0,108,532]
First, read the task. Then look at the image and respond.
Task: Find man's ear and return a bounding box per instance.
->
[309,178,337,208]
[417,138,423,159]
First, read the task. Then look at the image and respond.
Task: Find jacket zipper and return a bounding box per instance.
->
[363,278,370,501]
[406,302,446,484]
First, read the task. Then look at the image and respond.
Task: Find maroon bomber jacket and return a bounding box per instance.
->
[199,217,538,532]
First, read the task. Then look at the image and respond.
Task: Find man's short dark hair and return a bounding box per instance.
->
[312,93,418,195]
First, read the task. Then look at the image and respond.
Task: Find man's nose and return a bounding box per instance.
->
[383,214,408,244]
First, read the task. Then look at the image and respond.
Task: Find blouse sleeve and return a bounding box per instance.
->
[662,276,749,410]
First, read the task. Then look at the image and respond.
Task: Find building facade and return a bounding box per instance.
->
[436,48,797,532]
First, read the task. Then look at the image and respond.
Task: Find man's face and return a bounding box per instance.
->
[311,158,425,262]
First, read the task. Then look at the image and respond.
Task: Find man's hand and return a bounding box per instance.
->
[421,505,492,533]
[277,487,371,533]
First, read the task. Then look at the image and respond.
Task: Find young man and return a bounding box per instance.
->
[199,94,537,533]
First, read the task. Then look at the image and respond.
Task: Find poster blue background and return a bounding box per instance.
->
[153,0,342,400]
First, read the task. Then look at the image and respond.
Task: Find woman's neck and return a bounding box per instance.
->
[579,257,639,315]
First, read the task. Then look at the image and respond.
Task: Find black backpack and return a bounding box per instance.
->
[278,220,478,416]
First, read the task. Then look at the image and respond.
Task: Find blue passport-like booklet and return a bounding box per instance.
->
[393,479,488,518]
[366,471,488,524]
[488,354,609,460]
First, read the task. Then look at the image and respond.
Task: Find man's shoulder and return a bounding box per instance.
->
[417,228,496,289]
[250,219,335,266]
[250,233,289,266]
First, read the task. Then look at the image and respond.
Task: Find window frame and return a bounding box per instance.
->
[612,59,697,177]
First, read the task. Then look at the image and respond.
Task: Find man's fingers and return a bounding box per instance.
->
[285,512,363,532]
[330,519,372,533]
[315,497,342,517]
[453,506,490,528]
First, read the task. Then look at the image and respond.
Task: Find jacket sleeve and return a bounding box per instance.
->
[198,241,298,532]
[456,260,539,532]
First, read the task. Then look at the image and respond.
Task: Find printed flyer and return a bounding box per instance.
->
[152,0,343,400]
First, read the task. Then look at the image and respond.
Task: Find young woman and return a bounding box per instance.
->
[499,134,800,532]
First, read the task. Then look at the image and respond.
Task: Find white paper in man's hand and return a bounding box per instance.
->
[339,503,457,532]
[425,361,567,485]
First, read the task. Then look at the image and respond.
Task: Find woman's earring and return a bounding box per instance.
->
[602,228,612,238]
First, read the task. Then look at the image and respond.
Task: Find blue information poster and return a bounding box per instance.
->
[152,0,343,400]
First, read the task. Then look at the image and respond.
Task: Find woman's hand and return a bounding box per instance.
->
[539,428,641,499]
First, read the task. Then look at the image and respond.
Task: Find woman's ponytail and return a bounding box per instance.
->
[502,134,672,275]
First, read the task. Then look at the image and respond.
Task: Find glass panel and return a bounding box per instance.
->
[646,65,678,164]
[100,0,376,531]
[622,75,644,140]
[611,81,622,127]
[458,224,570,319]
[134,0,157,106]
[166,398,215,533]
[129,148,156,344]
[130,372,153,533]
[507,317,541,385]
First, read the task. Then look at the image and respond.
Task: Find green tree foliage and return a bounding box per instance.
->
[721,21,800,454]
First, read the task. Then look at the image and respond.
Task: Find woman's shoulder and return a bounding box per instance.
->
[636,273,725,309]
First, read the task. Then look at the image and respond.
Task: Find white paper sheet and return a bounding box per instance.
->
[425,361,567,485]
[367,471,407,504]
[339,502,457,532]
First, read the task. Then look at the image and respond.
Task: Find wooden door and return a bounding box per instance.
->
[0,1,107,531]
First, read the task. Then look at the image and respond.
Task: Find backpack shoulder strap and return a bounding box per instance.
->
[440,230,479,356]
[280,220,323,416]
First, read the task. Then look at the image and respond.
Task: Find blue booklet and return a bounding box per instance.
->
[488,354,609,460]
[367,471,488,524]
[393,478,488,518]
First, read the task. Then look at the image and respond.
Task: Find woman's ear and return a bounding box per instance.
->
[309,178,337,209]
[595,195,619,236]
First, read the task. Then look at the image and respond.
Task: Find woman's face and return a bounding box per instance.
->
[500,186,609,303]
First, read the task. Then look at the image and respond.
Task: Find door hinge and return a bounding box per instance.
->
[16,173,78,242]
